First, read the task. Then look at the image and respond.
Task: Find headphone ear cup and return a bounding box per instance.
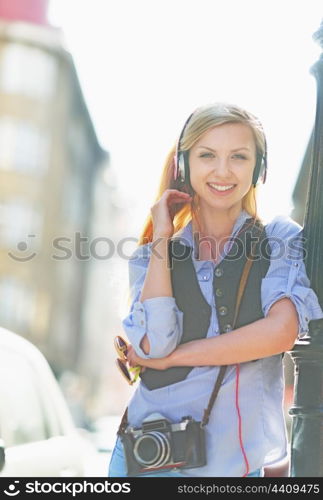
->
[260,155,267,184]
[252,155,260,187]
[183,151,194,195]
[252,152,266,186]
[177,151,186,183]
[173,151,194,196]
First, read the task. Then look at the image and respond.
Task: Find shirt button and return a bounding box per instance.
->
[224,324,233,332]
[219,306,228,316]
[140,320,145,325]
[215,267,223,277]
[215,288,223,297]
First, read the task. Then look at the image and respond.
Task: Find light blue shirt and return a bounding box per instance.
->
[122,210,323,476]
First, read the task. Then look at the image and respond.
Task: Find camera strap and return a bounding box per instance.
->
[118,406,129,436]
[201,240,258,428]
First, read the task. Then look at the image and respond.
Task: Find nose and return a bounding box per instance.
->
[213,157,232,178]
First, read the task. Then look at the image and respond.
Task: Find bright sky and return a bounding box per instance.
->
[49,0,322,234]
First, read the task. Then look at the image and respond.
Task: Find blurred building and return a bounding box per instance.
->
[78,167,136,420]
[0,0,118,407]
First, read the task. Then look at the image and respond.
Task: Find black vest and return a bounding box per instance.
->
[140,218,271,391]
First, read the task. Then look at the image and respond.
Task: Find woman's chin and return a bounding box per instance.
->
[200,198,243,214]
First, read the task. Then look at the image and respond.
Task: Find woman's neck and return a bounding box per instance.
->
[192,204,244,241]
[190,201,249,262]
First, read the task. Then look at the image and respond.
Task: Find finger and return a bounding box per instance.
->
[169,196,192,203]
[170,200,192,209]
[166,189,191,194]
[164,190,192,199]
[126,345,135,358]
[127,350,140,367]
[169,192,192,200]
[168,196,192,208]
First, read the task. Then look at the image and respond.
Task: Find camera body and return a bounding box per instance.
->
[120,412,206,476]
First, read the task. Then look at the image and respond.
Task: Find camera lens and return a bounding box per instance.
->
[133,431,171,468]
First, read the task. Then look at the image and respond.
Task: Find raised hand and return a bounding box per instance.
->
[151,189,192,239]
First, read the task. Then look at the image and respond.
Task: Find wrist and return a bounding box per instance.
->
[163,352,173,370]
[152,233,171,242]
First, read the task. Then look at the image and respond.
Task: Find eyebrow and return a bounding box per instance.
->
[197,146,251,152]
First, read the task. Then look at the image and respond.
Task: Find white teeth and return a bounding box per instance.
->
[208,183,235,192]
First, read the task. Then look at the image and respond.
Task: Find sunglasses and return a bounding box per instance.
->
[114,335,141,385]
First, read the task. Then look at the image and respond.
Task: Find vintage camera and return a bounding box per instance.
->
[120,412,206,476]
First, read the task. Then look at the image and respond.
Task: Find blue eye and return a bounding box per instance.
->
[232,154,247,160]
[199,152,214,158]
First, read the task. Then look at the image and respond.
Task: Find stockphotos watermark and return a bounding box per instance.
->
[7,231,307,264]
[2,479,131,497]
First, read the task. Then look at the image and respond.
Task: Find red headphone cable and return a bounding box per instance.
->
[235,363,250,477]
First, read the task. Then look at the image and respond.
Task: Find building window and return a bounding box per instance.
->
[0,42,57,99]
[0,116,49,173]
[0,199,42,249]
[62,172,85,226]
[0,277,36,331]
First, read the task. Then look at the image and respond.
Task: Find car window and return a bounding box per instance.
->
[0,347,49,446]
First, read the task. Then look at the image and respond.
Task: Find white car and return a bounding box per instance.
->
[0,327,106,477]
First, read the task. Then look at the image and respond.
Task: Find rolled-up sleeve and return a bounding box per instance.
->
[122,244,184,358]
[261,215,323,338]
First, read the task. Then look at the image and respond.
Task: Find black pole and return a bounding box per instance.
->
[288,19,323,477]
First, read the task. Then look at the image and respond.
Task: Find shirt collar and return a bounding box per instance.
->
[172,209,253,266]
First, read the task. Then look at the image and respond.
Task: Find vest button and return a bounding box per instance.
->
[219,306,228,316]
[214,267,223,277]
[224,324,233,332]
[215,288,223,297]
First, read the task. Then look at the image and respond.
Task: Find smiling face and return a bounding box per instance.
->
[188,122,257,217]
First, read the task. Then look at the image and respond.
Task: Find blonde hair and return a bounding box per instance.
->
[138,102,266,246]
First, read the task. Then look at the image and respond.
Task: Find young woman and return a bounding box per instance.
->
[108,103,323,477]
